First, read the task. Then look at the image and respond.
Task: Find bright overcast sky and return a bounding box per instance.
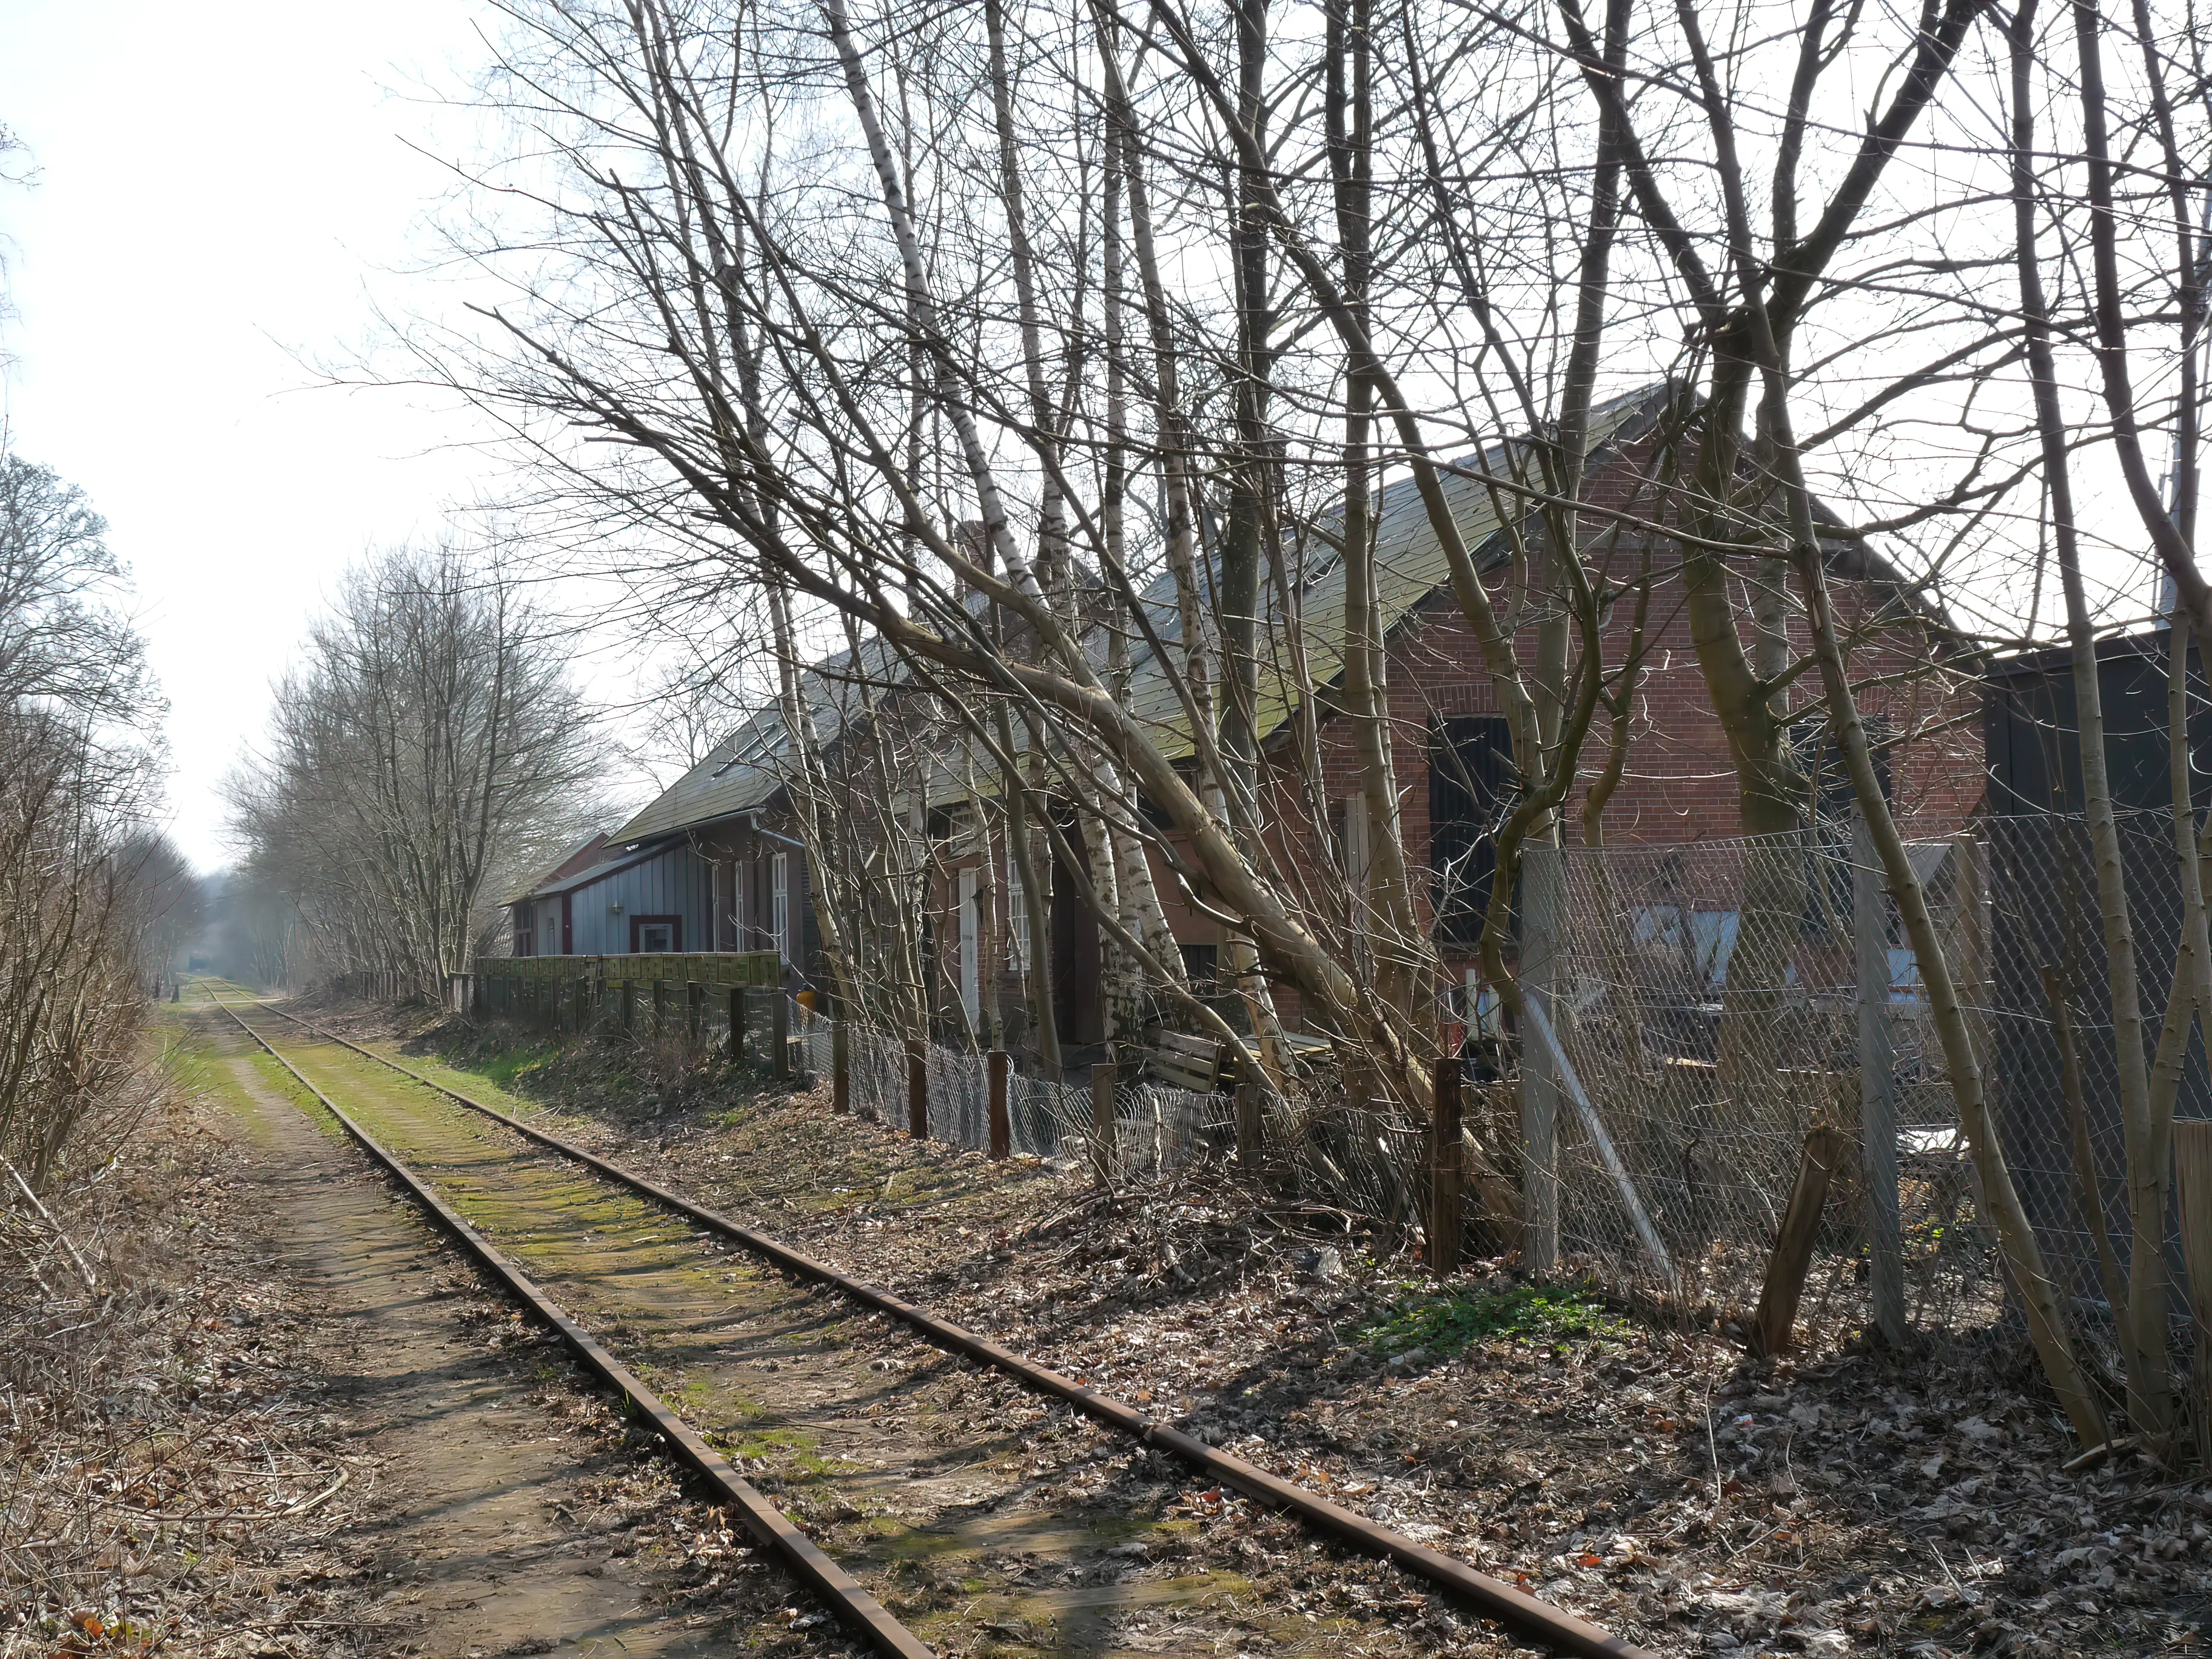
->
[0,0,517,872]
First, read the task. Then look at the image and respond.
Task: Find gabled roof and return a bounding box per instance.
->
[511,837,683,903]
[614,381,1944,834]
[1109,383,1667,759]
[610,631,907,844]
[501,830,612,907]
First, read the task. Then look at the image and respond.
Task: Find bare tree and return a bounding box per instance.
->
[226,542,600,991]
[0,451,167,1188]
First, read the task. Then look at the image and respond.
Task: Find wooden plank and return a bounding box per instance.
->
[1750,1124,1849,1358]
[1147,1052,1218,1091]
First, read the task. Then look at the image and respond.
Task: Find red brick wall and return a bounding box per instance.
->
[911,450,1985,1039]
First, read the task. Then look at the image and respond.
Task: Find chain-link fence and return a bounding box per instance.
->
[444,811,2207,1372]
[1538,810,2205,1369]
[805,1002,1218,1176]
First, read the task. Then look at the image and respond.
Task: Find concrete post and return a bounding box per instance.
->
[1521,840,1562,1273]
[1854,804,1908,1346]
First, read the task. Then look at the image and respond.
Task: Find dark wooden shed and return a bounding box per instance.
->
[1982,626,2211,1311]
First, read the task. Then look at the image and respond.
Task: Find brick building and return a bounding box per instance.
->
[578,385,1981,1048]
[917,384,1983,1041]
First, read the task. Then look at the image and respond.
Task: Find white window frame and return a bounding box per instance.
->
[957,866,980,1022]
[770,851,789,960]
[1342,794,1370,916]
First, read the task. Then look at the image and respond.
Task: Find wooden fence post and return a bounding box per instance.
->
[1236,1078,1264,1165]
[620,980,635,1036]
[686,980,703,1041]
[1853,804,1908,1346]
[772,989,791,1080]
[1089,1059,1116,1185]
[1431,1043,1464,1276]
[906,1039,929,1138]
[832,1021,850,1114]
[1751,1123,1849,1358]
[651,979,666,1035]
[988,1050,1010,1159]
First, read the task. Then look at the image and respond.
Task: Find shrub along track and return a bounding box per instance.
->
[218,992,1649,1659]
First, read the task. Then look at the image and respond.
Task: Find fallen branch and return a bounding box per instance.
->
[2059,1435,2139,1473]
[0,1153,96,1291]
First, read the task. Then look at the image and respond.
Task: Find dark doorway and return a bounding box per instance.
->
[1050,833,1103,1045]
[1431,716,1513,949]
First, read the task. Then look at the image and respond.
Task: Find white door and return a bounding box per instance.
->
[957,866,979,1024]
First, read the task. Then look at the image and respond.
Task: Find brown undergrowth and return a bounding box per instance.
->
[4,1007,851,1659]
[0,1065,368,1657]
[326,997,2212,1658]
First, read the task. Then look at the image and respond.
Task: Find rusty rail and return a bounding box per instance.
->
[246,996,1652,1659]
[210,996,933,1659]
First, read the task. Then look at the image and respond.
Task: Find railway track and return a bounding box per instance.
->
[209,991,1651,1659]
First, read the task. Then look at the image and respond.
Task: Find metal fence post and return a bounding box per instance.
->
[906,1039,929,1138]
[833,1020,850,1114]
[1854,804,1908,1346]
[1089,1059,1116,1185]
[1521,840,1562,1272]
[988,1050,1010,1159]
[1431,1042,1464,1276]
[772,989,791,1081]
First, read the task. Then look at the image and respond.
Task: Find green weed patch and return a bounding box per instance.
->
[1349,1281,1622,1356]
